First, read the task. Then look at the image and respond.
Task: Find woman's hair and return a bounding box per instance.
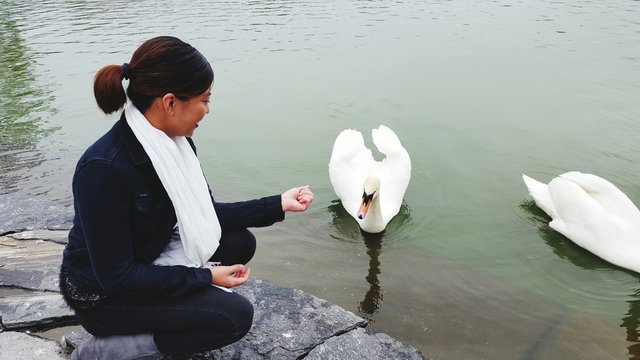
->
[93,36,213,114]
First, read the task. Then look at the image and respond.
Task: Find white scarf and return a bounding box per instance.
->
[124,102,221,267]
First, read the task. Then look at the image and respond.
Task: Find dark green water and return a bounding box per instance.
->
[2,0,640,358]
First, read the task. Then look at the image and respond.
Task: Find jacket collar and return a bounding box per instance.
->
[117,112,151,165]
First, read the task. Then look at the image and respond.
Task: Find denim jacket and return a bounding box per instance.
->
[61,114,284,301]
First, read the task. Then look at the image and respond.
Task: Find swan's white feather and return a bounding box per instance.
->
[523,171,640,274]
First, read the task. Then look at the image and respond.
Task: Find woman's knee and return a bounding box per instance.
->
[212,229,256,265]
[229,293,254,339]
[235,229,256,264]
[198,290,253,335]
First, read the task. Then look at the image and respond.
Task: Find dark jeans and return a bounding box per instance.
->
[75,229,256,355]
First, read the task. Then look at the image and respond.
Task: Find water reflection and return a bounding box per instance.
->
[520,199,640,359]
[0,6,56,194]
[622,291,640,360]
[328,200,411,321]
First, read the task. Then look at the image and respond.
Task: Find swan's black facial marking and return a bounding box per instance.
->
[362,191,375,205]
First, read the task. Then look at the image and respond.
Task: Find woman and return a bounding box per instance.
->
[60,36,314,359]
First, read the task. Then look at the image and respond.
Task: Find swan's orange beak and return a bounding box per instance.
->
[357,201,370,219]
[357,192,374,219]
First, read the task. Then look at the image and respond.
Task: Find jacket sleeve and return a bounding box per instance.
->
[73,160,212,297]
[214,195,285,230]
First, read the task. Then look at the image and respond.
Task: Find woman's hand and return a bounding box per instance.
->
[281,185,314,212]
[210,264,250,288]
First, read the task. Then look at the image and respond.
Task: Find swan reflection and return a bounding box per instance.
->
[622,290,640,359]
[328,201,411,321]
[358,231,383,317]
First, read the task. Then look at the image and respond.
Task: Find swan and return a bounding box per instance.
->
[522,171,640,274]
[329,125,411,233]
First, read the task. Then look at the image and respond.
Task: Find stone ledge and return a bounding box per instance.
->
[0,229,428,359]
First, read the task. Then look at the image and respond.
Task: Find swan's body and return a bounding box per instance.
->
[329,125,411,233]
[523,171,640,274]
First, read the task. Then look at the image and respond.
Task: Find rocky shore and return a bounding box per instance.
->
[0,196,427,359]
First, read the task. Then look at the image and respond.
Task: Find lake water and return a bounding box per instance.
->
[2,0,640,358]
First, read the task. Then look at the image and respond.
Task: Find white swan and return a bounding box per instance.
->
[522,171,640,274]
[329,125,411,233]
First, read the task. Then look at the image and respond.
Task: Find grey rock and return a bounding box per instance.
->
[0,287,74,330]
[305,327,428,360]
[206,278,367,359]
[0,331,66,360]
[0,195,73,235]
[0,235,64,291]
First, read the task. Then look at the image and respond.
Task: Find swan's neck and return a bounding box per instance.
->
[361,195,385,233]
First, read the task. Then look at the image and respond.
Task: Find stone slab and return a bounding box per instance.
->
[0,331,66,360]
[207,278,368,359]
[8,229,69,244]
[0,235,64,291]
[0,195,73,236]
[0,287,74,330]
[305,327,427,359]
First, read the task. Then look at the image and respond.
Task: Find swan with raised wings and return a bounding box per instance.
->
[523,171,640,274]
[329,125,411,233]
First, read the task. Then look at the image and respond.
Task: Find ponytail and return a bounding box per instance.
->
[93,64,127,114]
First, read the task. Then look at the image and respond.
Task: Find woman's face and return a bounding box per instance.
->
[169,85,212,137]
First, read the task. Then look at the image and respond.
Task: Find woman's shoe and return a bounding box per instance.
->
[71,333,163,360]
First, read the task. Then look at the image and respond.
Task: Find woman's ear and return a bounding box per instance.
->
[161,93,177,115]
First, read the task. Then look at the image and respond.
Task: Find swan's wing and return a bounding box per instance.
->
[559,171,640,224]
[522,174,557,218]
[547,176,639,269]
[329,129,375,218]
[372,125,411,223]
